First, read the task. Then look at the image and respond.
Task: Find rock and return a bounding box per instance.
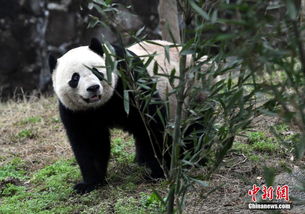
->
[0,1,20,19]
[0,0,160,99]
[0,1,47,98]
[46,11,76,46]
[24,0,45,16]
[275,166,305,213]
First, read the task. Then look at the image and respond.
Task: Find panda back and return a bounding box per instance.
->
[128,41,185,121]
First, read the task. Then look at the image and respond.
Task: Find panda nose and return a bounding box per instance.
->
[87,84,100,92]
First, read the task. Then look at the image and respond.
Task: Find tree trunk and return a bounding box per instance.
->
[158,0,181,43]
[301,0,305,21]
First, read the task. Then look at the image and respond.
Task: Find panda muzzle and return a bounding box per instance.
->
[82,95,102,103]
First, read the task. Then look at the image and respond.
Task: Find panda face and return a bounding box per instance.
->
[50,46,118,111]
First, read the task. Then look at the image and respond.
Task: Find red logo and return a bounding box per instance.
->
[248,185,289,202]
[248,184,260,202]
[276,185,289,201]
[262,186,274,200]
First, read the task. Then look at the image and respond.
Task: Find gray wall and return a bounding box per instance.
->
[0,0,159,99]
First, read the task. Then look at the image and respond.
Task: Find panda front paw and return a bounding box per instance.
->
[73,182,102,194]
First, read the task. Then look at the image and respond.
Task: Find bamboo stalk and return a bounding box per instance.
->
[167,54,187,214]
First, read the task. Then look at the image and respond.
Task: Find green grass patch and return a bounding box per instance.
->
[233,131,282,158]
[32,159,79,188]
[111,136,134,163]
[1,183,27,197]
[16,129,36,139]
[0,159,79,214]
[0,157,163,214]
[273,123,298,146]
[19,116,42,125]
[233,141,252,154]
[0,98,166,213]
[0,128,160,213]
[0,158,27,181]
[274,123,289,133]
[251,140,280,152]
[248,154,261,162]
[114,192,164,214]
[247,131,281,153]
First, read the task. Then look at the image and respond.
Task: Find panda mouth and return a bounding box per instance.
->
[82,95,102,103]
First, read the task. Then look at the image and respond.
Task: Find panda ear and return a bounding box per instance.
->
[48,55,57,74]
[89,38,104,57]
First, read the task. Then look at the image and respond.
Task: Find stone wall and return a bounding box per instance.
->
[0,0,159,99]
[0,0,47,98]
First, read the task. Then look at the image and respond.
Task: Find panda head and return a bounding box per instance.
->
[49,38,118,111]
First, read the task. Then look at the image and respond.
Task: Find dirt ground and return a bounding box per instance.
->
[1,96,304,213]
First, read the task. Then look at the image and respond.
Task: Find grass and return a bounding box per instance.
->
[0,158,163,214]
[0,95,300,213]
[0,158,28,181]
[18,116,42,125]
[233,130,284,157]
[0,96,164,213]
[111,131,135,163]
[230,122,296,180]
[0,159,77,214]
[247,131,281,152]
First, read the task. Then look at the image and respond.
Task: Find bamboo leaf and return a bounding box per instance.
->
[123,90,130,115]
[91,68,104,81]
[285,0,297,20]
[164,46,170,63]
[211,10,218,23]
[153,61,159,75]
[295,135,305,159]
[190,177,209,187]
[144,54,155,69]
[189,1,210,20]
[151,190,166,206]
[263,167,276,187]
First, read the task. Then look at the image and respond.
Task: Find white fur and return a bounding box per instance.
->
[52,46,118,111]
[128,40,190,121]
[53,41,207,117]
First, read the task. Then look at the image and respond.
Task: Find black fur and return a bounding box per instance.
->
[59,77,169,193]
[68,73,80,88]
[55,41,170,194]
[89,38,104,57]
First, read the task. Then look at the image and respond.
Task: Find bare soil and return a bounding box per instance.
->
[0,96,304,213]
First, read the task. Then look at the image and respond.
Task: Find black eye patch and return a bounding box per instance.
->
[91,67,104,81]
[69,73,80,88]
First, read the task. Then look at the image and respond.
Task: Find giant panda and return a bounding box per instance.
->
[49,38,192,194]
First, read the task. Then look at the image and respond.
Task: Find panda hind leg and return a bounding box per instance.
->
[133,130,168,179]
[182,122,210,166]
